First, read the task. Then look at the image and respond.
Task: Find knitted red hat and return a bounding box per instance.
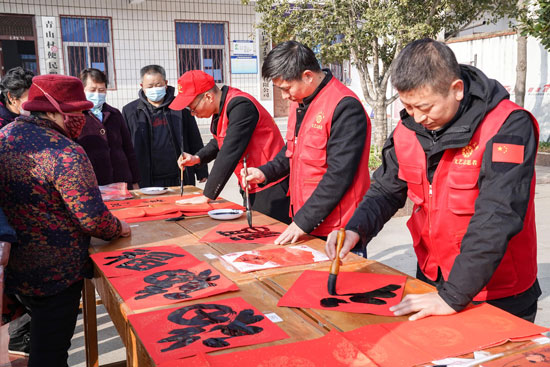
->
[169,70,215,110]
[22,75,93,113]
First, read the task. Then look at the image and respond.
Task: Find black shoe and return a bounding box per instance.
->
[8,333,30,357]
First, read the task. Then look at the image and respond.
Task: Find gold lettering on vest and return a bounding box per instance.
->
[311,123,323,130]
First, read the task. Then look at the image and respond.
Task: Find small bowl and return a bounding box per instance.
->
[208,209,244,220]
[139,187,169,195]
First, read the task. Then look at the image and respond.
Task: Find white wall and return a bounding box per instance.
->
[448,34,550,141]
[0,0,263,127]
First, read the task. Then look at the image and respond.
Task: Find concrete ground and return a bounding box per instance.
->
[66,166,550,366]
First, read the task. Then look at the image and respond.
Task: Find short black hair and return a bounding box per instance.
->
[80,67,108,88]
[262,40,321,81]
[140,65,166,80]
[391,38,461,95]
[0,67,34,102]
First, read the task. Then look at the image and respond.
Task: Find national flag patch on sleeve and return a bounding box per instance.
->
[492,143,524,164]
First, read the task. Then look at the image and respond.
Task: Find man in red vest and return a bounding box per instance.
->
[244,41,371,245]
[325,38,540,322]
[170,70,290,224]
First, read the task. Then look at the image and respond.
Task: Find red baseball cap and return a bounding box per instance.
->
[169,70,215,110]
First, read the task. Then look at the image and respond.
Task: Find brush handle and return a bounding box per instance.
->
[329,228,346,275]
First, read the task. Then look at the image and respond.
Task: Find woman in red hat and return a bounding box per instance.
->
[0,74,131,367]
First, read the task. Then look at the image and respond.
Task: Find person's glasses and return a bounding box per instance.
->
[188,93,205,114]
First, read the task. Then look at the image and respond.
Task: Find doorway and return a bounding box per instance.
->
[0,14,39,76]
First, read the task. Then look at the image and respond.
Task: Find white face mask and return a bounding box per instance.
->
[144,86,166,102]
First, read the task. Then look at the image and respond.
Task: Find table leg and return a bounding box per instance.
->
[83,278,99,367]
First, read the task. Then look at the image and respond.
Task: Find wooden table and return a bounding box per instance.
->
[82,187,536,367]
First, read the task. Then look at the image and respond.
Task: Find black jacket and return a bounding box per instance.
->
[346,65,539,311]
[259,70,368,234]
[196,86,259,199]
[78,103,140,188]
[122,86,208,187]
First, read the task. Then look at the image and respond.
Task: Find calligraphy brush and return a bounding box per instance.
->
[327,228,345,296]
[243,155,253,228]
[180,168,184,197]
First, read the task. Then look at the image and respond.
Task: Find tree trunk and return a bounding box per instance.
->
[372,101,388,148]
[515,30,527,107]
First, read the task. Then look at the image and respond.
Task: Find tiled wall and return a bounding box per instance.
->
[0,0,262,121]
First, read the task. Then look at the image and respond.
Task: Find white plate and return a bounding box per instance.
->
[208,209,244,220]
[139,187,168,195]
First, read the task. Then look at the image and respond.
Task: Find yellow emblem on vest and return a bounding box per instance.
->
[461,142,479,158]
[315,112,324,124]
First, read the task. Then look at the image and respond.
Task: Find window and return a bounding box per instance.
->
[60,17,115,88]
[175,21,228,83]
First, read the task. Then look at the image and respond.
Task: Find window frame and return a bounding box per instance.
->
[59,15,117,90]
[174,20,229,84]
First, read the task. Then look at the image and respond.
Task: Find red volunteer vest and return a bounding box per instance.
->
[285,78,371,236]
[215,87,286,194]
[393,99,538,301]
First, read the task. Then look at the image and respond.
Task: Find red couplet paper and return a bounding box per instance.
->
[205,329,378,367]
[221,245,329,273]
[106,194,197,210]
[127,297,289,365]
[484,345,550,366]
[90,245,202,278]
[110,262,239,310]
[277,270,406,316]
[344,303,550,366]
[111,202,244,223]
[156,353,211,367]
[199,224,288,244]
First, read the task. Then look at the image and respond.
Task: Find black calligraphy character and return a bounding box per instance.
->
[216,226,281,241]
[134,269,219,300]
[103,249,186,271]
[159,303,264,352]
[321,284,402,308]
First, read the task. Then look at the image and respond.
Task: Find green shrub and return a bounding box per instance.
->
[369,145,382,171]
[539,142,550,153]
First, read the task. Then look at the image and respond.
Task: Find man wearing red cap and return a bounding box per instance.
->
[171,70,290,224]
[0,74,130,366]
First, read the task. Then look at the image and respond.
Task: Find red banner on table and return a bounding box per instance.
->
[277,270,406,316]
[127,297,289,364]
[90,245,201,278]
[111,262,239,310]
[105,194,196,210]
[344,303,550,366]
[199,224,287,244]
[206,329,377,367]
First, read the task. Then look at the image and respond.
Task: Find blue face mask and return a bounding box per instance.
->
[85,92,106,111]
[144,86,166,102]
[85,92,106,121]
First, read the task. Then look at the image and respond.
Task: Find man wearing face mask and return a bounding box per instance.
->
[0,74,131,366]
[0,66,34,127]
[122,65,208,188]
[77,68,140,189]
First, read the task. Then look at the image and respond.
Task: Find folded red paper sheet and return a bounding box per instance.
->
[277,270,406,316]
[90,245,202,278]
[127,297,289,364]
[111,201,244,223]
[111,262,239,310]
[106,194,197,210]
[199,224,288,244]
[344,303,550,366]
[205,329,378,367]
[220,245,329,273]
